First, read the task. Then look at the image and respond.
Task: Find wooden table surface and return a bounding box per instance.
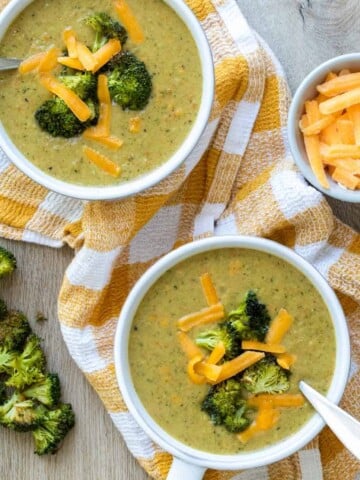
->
[1,1,359,479]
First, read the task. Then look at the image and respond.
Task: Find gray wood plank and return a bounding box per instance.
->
[0,239,149,480]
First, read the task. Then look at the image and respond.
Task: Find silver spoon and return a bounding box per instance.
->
[0,57,22,71]
[299,381,360,460]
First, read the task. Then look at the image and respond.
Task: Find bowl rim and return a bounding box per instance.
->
[0,0,214,200]
[114,235,350,470]
[288,52,360,203]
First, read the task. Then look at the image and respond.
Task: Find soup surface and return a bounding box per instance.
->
[0,0,202,186]
[129,248,336,454]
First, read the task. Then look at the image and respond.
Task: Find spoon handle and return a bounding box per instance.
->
[300,381,360,460]
[0,57,21,71]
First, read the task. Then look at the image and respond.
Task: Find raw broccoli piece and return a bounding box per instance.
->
[201,379,251,433]
[58,72,97,100]
[0,344,16,375]
[6,334,46,390]
[0,310,31,351]
[107,51,152,110]
[227,291,271,341]
[195,324,241,360]
[32,403,75,455]
[22,373,61,407]
[35,312,48,323]
[240,355,290,394]
[0,298,8,321]
[0,392,41,432]
[35,97,98,138]
[0,301,75,454]
[0,246,16,278]
[84,12,128,51]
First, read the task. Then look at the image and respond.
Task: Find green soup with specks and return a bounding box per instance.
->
[0,0,202,186]
[129,248,336,454]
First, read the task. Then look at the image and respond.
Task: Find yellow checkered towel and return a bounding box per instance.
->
[0,0,360,478]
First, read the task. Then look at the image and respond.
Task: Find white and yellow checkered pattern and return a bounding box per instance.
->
[0,0,359,478]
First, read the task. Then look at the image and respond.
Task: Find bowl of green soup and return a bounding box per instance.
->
[114,236,350,478]
[0,0,214,199]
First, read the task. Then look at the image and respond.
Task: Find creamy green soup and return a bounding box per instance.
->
[129,248,336,454]
[0,0,202,186]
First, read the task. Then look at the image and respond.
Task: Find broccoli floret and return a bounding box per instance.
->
[107,52,152,110]
[22,373,61,408]
[32,403,75,455]
[35,98,86,138]
[84,12,128,51]
[240,356,290,394]
[35,96,98,138]
[195,325,241,360]
[201,379,251,433]
[201,378,242,424]
[223,401,251,433]
[0,304,75,454]
[6,334,46,390]
[0,392,41,432]
[0,310,31,351]
[58,72,97,100]
[103,50,137,73]
[227,291,271,341]
[85,98,99,123]
[0,298,8,321]
[0,344,16,375]
[0,246,16,278]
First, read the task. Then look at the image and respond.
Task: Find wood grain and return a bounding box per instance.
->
[0,239,149,480]
[1,1,360,480]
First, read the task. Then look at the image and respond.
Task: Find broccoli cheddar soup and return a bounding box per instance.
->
[129,248,336,454]
[0,0,202,186]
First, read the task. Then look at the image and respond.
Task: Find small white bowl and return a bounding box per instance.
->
[288,53,360,203]
[114,236,350,479]
[0,0,214,200]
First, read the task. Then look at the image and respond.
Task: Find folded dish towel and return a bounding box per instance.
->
[0,0,359,478]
